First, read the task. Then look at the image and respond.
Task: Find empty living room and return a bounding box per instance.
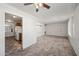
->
[0,1,79,57]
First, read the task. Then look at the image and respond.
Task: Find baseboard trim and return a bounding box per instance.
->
[44,35,68,38]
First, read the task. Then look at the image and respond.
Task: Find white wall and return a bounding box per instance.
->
[45,21,68,36]
[23,17,44,48]
[0,9,5,56]
[68,5,79,56]
[0,4,44,56]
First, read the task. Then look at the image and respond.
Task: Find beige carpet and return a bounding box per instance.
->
[5,35,76,56]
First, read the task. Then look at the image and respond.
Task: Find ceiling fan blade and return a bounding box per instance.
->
[42,3,50,9]
[24,3,33,5]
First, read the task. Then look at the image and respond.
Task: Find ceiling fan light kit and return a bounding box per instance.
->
[24,3,50,12]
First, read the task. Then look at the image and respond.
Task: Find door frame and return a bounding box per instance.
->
[5,12,23,50]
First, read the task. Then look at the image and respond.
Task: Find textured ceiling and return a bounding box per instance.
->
[8,3,78,24]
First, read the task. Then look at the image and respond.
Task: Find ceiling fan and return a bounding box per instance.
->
[24,3,50,12]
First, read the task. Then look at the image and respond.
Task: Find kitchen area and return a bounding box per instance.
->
[5,13,23,55]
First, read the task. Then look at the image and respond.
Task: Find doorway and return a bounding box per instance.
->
[5,13,23,56]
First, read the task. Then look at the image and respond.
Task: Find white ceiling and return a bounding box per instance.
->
[8,3,78,24]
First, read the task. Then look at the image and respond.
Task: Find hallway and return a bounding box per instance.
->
[5,35,76,56]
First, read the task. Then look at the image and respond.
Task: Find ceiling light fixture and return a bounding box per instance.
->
[13,16,17,18]
[39,3,43,7]
[34,3,39,12]
[34,3,44,12]
[24,3,50,12]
